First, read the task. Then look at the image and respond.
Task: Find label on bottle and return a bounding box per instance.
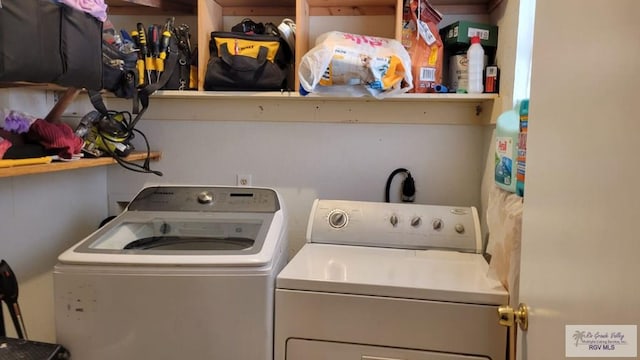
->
[485,65,499,93]
[516,101,530,196]
[516,113,529,184]
[496,137,514,186]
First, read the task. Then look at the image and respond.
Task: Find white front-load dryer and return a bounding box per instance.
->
[54,186,288,360]
[275,199,508,360]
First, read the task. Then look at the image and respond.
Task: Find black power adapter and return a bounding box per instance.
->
[385,168,416,203]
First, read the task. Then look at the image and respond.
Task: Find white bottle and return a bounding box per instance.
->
[466,35,484,94]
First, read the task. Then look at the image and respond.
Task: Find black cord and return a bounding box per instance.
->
[385,168,416,203]
[95,110,163,176]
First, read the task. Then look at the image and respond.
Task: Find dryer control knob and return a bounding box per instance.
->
[411,216,422,227]
[390,214,399,227]
[432,218,443,231]
[197,191,214,204]
[328,209,348,229]
[455,223,465,234]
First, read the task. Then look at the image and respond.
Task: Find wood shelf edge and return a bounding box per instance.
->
[105,0,196,15]
[142,90,499,101]
[0,151,162,179]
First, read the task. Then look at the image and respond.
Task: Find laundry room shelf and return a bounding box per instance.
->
[104,91,498,125]
[105,0,197,14]
[104,0,502,15]
[0,151,162,179]
[150,91,498,102]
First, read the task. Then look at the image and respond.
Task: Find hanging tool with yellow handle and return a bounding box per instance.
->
[136,23,152,85]
[130,30,146,87]
[156,29,172,76]
[148,24,160,82]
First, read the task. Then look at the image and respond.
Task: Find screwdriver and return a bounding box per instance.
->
[136,22,152,84]
[156,29,172,76]
[149,25,160,77]
[130,30,146,87]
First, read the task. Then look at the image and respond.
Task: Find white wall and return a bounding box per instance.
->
[1,96,488,342]
[1,89,109,342]
[107,119,487,258]
[0,169,108,342]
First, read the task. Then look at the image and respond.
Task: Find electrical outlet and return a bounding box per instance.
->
[236,174,252,187]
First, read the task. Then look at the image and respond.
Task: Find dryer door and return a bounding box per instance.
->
[287,339,490,360]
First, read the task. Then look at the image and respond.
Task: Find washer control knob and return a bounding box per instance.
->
[328,210,348,229]
[432,218,443,231]
[411,216,422,227]
[390,214,399,227]
[455,223,465,234]
[197,191,214,204]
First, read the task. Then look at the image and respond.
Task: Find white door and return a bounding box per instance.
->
[517,0,640,359]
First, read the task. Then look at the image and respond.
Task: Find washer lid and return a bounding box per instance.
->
[58,186,286,267]
[276,243,508,305]
[57,211,285,267]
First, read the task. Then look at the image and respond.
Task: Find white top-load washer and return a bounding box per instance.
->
[275,199,508,360]
[54,185,288,360]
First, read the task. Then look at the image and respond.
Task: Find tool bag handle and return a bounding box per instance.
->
[220,43,269,70]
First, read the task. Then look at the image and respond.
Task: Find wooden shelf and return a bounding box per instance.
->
[104,91,497,124]
[103,0,502,14]
[0,151,162,179]
[0,82,68,90]
[150,90,498,101]
[106,0,197,15]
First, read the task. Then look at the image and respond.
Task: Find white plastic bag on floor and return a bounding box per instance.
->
[298,31,413,98]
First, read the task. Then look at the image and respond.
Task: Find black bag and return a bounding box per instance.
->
[0,0,102,89]
[99,24,190,101]
[101,40,138,99]
[204,31,292,91]
[84,22,185,178]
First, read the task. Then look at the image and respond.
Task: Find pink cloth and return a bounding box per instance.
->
[0,137,12,159]
[56,0,108,22]
[27,119,83,159]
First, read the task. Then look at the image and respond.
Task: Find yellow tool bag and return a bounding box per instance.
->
[204,31,292,91]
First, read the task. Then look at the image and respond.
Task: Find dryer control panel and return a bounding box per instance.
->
[306,199,482,253]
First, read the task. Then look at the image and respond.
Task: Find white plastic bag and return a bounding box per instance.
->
[298,31,413,98]
[486,185,523,306]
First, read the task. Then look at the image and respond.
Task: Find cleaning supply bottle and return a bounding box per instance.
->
[466,35,484,94]
[516,99,529,197]
[494,103,520,192]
